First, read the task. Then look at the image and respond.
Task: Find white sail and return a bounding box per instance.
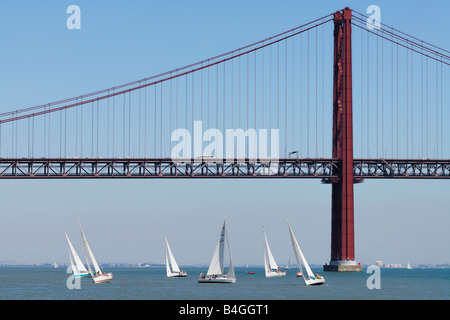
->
[287,220,315,280]
[206,221,225,276]
[263,249,269,274]
[165,247,171,275]
[165,237,182,275]
[77,217,102,276]
[199,220,235,283]
[263,228,279,271]
[65,232,88,274]
[68,249,76,274]
[225,228,235,279]
[286,259,291,269]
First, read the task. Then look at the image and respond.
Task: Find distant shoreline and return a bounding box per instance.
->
[1,262,449,269]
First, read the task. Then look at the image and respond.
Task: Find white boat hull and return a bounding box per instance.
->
[168,271,188,278]
[198,276,236,284]
[265,270,287,277]
[304,277,325,286]
[92,273,114,283]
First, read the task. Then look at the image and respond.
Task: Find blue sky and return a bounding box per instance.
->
[0,1,448,267]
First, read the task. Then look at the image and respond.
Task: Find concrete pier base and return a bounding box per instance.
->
[323,260,363,272]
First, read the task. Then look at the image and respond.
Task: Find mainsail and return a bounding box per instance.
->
[199,220,236,283]
[287,220,315,280]
[77,217,102,276]
[225,228,235,279]
[263,228,279,271]
[165,237,181,274]
[65,232,88,275]
[206,221,226,276]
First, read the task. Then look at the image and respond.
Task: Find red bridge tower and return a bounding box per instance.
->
[323,7,362,272]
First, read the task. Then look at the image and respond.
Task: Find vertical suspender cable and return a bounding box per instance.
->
[224,60,226,137]
[396,43,399,159]
[154,85,157,157]
[140,82,143,157]
[238,55,241,130]
[123,93,126,157]
[60,103,62,157]
[285,39,288,157]
[361,25,364,157]
[381,33,384,157]
[79,98,82,158]
[96,99,100,158]
[246,54,249,156]
[218,63,220,133]
[367,32,370,157]
[254,52,256,156]
[201,65,203,126]
[277,42,280,131]
[406,43,409,158]
[440,60,443,157]
[426,57,428,158]
[411,48,414,158]
[91,101,94,157]
[421,44,424,158]
[97,99,99,158]
[129,90,131,156]
[292,36,295,154]
[376,32,379,157]
[160,81,163,157]
[300,31,302,156]
[192,72,195,142]
[436,57,439,158]
[307,31,310,157]
[107,92,110,157]
[322,22,325,157]
[48,105,51,158]
[391,30,394,158]
[260,48,263,131]
[315,27,318,157]
[65,103,67,158]
[111,93,114,158]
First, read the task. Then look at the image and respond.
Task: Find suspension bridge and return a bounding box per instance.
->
[0,7,448,271]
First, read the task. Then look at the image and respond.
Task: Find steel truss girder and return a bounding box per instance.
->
[0,158,448,179]
[353,159,450,179]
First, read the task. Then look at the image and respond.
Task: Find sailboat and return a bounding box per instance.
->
[65,232,90,278]
[53,260,58,268]
[406,261,412,269]
[287,219,325,286]
[198,221,236,284]
[263,227,286,277]
[285,258,291,270]
[165,237,187,277]
[77,217,113,283]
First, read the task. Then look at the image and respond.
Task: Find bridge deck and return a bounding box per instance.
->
[0,158,448,179]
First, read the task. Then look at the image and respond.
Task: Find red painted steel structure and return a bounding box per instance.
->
[330,8,355,264]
